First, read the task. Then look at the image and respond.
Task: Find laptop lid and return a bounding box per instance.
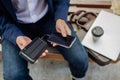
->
[82,10,120,61]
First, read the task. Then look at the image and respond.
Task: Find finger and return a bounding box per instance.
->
[45,50,48,53]
[65,25,71,36]
[53,43,57,47]
[56,25,67,37]
[34,50,48,64]
[56,27,61,33]
[19,41,27,50]
[50,42,58,47]
[19,38,30,50]
[50,42,53,45]
[60,28,67,37]
[34,60,39,64]
[40,52,47,57]
[24,37,32,44]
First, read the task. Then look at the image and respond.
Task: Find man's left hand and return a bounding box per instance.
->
[56,19,71,37]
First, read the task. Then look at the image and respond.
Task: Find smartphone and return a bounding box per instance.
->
[19,37,48,64]
[47,32,76,48]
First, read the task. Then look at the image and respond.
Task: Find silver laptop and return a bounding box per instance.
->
[82,10,120,61]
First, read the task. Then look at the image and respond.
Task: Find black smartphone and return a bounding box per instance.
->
[19,37,48,64]
[47,32,76,48]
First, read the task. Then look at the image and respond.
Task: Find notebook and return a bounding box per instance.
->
[82,10,120,61]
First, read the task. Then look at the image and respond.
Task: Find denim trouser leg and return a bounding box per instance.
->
[55,23,89,78]
[42,20,89,78]
[2,40,33,80]
[1,14,88,79]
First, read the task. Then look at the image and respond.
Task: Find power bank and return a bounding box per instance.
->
[19,37,48,63]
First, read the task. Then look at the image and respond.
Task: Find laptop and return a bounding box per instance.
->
[82,10,120,61]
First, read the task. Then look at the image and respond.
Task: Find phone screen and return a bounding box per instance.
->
[47,33,76,48]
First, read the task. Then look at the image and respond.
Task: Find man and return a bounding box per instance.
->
[0,0,88,80]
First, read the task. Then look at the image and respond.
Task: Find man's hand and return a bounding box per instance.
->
[51,19,71,47]
[16,36,32,50]
[16,36,47,57]
[56,19,71,37]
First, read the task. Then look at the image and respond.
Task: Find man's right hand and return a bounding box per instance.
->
[16,36,32,50]
[16,36,47,58]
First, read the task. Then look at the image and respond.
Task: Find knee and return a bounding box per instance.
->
[69,55,89,77]
[69,53,89,71]
[3,68,31,80]
[78,57,88,67]
[78,54,89,67]
[4,70,23,80]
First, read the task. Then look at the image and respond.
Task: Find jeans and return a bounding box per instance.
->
[2,13,88,80]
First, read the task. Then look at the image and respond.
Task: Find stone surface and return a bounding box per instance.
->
[1,59,120,80]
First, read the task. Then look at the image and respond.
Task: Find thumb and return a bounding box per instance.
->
[19,39,28,50]
[16,36,31,50]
